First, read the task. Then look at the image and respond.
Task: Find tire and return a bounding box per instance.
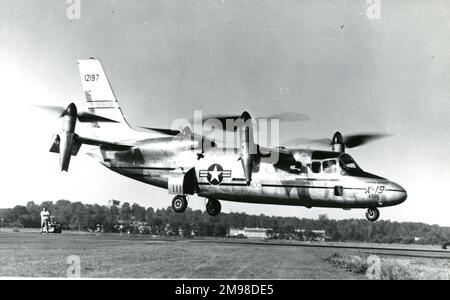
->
[172,195,188,213]
[365,208,380,222]
[206,199,221,216]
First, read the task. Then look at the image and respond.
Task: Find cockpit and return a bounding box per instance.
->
[308,152,363,176]
[338,153,363,175]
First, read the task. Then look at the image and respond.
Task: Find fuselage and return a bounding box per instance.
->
[88,136,407,209]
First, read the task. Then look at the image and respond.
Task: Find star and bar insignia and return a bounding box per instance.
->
[199,164,231,185]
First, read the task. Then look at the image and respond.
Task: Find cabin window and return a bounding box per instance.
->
[311,161,321,173]
[322,160,337,173]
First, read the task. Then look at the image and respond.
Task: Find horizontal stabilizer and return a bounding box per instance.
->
[49,134,133,155]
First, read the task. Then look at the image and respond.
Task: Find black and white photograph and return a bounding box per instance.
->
[1,0,450,286]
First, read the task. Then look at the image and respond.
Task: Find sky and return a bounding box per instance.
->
[1,0,449,226]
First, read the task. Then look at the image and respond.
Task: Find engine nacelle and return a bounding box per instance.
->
[59,131,75,171]
[239,111,256,186]
[49,103,80,171]
[49,133,82,171]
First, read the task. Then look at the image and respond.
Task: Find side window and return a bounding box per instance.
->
[323,160,337,173]
[339,160,347,175]
[311,161,321,173]
[289,162,306,175]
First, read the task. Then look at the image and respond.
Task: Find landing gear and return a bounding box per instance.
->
[365,208,380,222]
[206,199,221,216]
[172,195,188,213]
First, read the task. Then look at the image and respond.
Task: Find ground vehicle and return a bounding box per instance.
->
[47,216,62,233]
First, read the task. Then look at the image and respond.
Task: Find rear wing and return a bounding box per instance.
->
[50,134,133,155]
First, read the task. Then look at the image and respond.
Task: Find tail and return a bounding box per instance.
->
[77,58,140,140]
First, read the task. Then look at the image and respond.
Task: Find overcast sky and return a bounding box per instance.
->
[1,0,449,226]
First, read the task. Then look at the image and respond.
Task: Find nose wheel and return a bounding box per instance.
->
[365,208,380,222]
[206,199,221,216]
[172,195,188,213]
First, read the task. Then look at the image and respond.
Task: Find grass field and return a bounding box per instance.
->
[326,252,450,280]
[0,231,362,279]
[0,231,448,279]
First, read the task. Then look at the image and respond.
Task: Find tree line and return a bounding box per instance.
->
[0,200,449,244]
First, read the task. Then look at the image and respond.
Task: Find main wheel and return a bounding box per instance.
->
[365,208,380,222]
[206,199,221,216]
[172,195,188,213]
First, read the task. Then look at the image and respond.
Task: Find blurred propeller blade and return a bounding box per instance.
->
[283,137,331,146]
[263,112,311,122]
[32,104,66,117]
[284,133,390,148]
[194,111,309,132]
[193,114,243,131]
[76,112,118,123]
[343,133,391,148]
[138,127,181,136]
[32,103,118,123]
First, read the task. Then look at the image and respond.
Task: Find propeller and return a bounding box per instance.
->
[32,103,119,123]
[138,127,181,136]
[338,133,391,148]
[40,102,118,171]
[138,111,310,137]
[284,132,391,149]
[264,112,311,122]
[192,111,310,131]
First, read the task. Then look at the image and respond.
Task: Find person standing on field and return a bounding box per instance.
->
[40,207,50,234]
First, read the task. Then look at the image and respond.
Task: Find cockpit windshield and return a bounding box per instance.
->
[339,154,363,175]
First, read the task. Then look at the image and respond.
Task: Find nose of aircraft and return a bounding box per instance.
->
[388,182,407,205]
